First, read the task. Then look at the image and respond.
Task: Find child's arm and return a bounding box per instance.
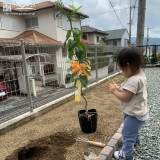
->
[106,82,133,102]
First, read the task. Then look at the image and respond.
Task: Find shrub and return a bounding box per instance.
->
[88,56,109,70]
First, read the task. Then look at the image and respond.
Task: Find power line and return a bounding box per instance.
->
[88,7,130,16]
[64,0,69,4]
[108,0,126,29]
[131,0,137,24]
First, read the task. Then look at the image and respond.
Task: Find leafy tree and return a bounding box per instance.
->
[55,0,91,111]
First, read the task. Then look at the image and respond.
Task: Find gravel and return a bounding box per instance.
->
[113,67,160,160]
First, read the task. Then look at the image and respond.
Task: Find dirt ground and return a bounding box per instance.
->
[0,74,124,160]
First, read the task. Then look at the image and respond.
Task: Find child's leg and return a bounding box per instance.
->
[134,133,140,144]
[122,114,145,157]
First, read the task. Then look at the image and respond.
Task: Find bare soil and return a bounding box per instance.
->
[0,74,124,160]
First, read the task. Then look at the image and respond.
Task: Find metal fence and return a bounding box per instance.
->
[137,45,160,64]
[0,40,121,124]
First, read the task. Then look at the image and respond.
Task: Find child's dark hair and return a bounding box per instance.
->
[117,46,146,72]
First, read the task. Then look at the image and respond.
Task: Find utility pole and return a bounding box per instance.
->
[146,27,153,45]
[136,0,146,46]
[129,0,132,46]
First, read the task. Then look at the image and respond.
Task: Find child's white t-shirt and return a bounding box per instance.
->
[120,72,149,117]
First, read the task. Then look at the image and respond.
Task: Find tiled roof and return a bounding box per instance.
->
[0,30,63,46]
[0,1,89,19]
[81,25,108,35]
[0,31,93,45]
[105,29,128,40]
[81,39,94,45]
[0,38,12,41]
[12,30,63,45]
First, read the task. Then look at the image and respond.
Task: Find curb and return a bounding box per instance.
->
[98,123,123,160]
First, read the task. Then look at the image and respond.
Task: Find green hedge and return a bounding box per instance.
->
[87,56,109,70]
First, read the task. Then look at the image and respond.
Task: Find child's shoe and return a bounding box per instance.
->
[114,150,134,160]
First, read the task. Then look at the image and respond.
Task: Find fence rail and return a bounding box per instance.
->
[137,45,160,64]
[0,40,120,124]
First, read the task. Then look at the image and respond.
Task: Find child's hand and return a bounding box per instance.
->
[112,81,120,90]
[106,81,119,94]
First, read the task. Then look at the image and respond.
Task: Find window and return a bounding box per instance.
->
[56,14,77,30]
[82,34,87,40]
[56,14,62,27]
[113,41,117,46]
[97,36,99,42]
[1,17,19,31]
[25,17,38,28]
[62,17,70,30]
[62,47,67,57]
[72,21,77,28]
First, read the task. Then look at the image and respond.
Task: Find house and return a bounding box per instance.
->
[105,29,129,47]
[0,1,89,42]
[0,1,89,89]
[81,25,108,44]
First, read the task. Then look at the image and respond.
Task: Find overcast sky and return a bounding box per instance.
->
[3,0,160,40]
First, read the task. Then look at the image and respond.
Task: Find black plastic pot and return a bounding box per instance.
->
[78,109,98,133]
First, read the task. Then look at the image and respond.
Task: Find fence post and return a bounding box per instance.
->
[95,45,98,81]
[20,39,33,112]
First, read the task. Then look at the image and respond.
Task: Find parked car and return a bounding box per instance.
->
[0,82,11,100]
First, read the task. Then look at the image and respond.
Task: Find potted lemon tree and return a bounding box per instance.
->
[55,0,98,133]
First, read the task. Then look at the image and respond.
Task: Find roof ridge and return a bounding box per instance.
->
[34,1,54,6]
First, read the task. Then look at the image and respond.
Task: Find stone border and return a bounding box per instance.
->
[0,72,121,135]
[97,123,123,160]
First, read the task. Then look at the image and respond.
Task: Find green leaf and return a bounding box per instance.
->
[74,34,81,43]
[66,30,71,39]
[69,5,76,10]
[72,28,79,37]
[75,46,84,61]
[68,39,76,52]
[70,73,76,83]
[79,75,88,88]
[69,5,82,13]
[74,79,77,88]
[64,30,71,47]
[79,29,83,36]
[55,11,60,17]
[75,6,82,12]
[76,42,86,61]
[68,49,74,60]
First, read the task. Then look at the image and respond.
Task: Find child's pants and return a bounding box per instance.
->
[122,114,145,157]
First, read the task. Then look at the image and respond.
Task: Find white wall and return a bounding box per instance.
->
[56,48,70,85]
[88,33,94,42]
[87,33,105,44]
[0,10,26,38]
[90,66,108,82]
[24,8,81,43]
[121,30,129,46]
[24,8,57,40]
[56,14,81,43]
[93,33,105,44]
